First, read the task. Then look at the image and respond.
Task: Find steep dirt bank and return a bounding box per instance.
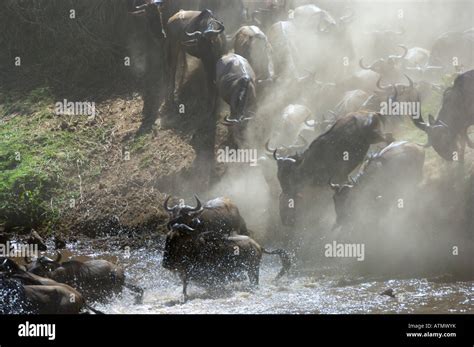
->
[0,89,201,245]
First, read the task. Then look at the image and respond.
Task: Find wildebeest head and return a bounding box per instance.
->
[359,45,408,77]
[24,253,62,277]
[128,0,166,40]
[412,84,465,161]
[221,75,257,146]
[162,223,200,272]
[164,195,205,231]
[378,74,419,103]
[182,10,227,62]
[272,149,302,226]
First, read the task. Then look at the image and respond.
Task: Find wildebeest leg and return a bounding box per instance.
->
[166,41,180,105]
[140,36,164,132]
[179,273,189,303]
[123,283,144,304]
[457,135,466,163]
[248,265,259,286]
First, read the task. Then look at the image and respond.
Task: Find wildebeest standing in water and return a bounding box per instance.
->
[0,258,102,314]
[412,70,474,161]
[162,223,291,301]
[273,112,394,226]
[25,254,144,303]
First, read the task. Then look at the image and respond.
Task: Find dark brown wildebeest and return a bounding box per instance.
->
[166,9,227,103]
[164,195,249,237]
[217,53,258,148]
[233,25,274,82]
[162,223,291,301]
[329,141,425,229]
[272,112,395,226]
[24,254,143,303]
[412,70,474,161]
[0,258,102,314]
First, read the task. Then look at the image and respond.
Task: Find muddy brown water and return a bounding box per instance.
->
[47,240,473,314]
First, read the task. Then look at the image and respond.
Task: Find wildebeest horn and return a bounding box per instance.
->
[329,179,339,191]
[203,21,225,36]
[172,223,195,233]
[359,58,373,70]
[190,195,202,213]
[395,45,408,59]
[404,74,414,88]
[304,116,317,128]
[377,77,392,91]
[164,195,174,212]
[1,258,7,267]
[185,30,203,38]
[265,140,276,153]
[340,8,355,23]
[411,113,432,147]
[272,150,296,163]
[222,115,253,126]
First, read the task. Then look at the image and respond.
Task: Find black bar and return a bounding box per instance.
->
[0,314,472,346]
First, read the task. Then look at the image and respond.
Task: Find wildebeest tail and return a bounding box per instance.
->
[262,248,291,280]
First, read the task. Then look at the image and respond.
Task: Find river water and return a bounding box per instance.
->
[62,241,473,314]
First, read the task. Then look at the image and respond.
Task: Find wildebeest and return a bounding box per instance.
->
[412,70,474,161]
[166,9,227,103]
[268,104,314,147]
[217,53,258,148]
[273,112,395,226]
[429,28,474,72]
[164,195,249,236]
[266,4,351,81]
[162,223,291,301]
[1,258,102,314]
[233,25,274,82]
[24,254,143,303]
[330,141,425,229]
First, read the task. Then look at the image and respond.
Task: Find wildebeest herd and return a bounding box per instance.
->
[1,0,473,312]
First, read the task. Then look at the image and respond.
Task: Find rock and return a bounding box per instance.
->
[380,288,396,298]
